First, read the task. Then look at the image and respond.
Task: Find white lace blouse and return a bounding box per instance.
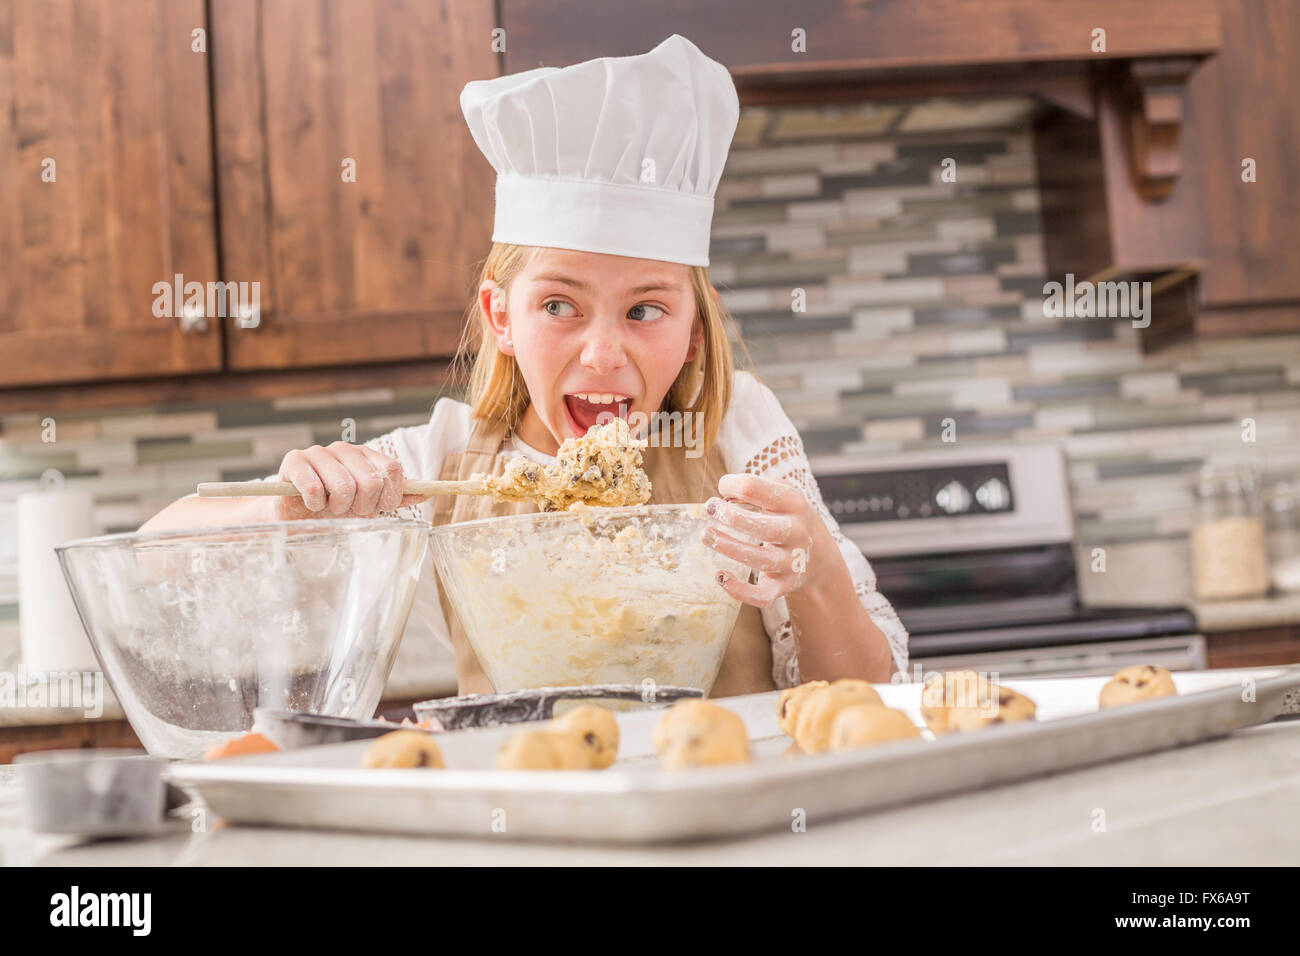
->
[355,370,909,688]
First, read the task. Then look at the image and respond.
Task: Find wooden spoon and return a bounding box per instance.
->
[196,479,489,499]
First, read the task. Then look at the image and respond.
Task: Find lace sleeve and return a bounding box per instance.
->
[722,374,910,688]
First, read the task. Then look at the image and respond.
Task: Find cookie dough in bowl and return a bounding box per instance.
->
[429,504,751,696]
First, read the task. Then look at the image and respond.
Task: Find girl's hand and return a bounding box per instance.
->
[272,441,430,520]
[700,473,817,608]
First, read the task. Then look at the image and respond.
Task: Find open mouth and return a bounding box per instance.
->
[562,392,632,436]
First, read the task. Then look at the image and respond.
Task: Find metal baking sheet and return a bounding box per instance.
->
[167,667,1300,844]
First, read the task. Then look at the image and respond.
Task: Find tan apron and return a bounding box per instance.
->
[430,413,775,698]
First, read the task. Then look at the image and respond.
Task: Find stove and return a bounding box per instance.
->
[815,444,1204,679]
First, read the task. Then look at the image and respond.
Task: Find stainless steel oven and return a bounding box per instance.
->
[815,444,1205,678]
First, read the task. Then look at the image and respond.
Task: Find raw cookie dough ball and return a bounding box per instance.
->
[652,700,750,770]
[775,680,829,737]
[552,705,620,769]
[1099,665,1177,709]
[946,684,1036,733]
[921,672,1036,734]
[497,729,592,771]
[361,730,444,769]
[829,705,921,751]
[793,679,885,753]
[920,670,988,734]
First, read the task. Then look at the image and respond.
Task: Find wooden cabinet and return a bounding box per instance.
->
[1034,0,1300,345]
[0,0,495,395]
[210,0,496,371]
[1205,625,1300,669]
[498,0,1220,76]
[1190,0,1300,309]
[0,0,221,387]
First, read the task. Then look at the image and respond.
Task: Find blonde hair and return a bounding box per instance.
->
[452,243,754,455]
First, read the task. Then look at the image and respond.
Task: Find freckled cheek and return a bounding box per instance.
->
[633,326,694,397]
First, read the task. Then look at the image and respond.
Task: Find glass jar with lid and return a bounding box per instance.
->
[1189,464,1270,601]
[1265,478,1300,593]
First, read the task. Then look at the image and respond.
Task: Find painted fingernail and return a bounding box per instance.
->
[716,571,727,584]
[724,496,736,504]
[705,498,718,516]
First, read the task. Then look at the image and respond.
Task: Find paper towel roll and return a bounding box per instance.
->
[17,490,98,673]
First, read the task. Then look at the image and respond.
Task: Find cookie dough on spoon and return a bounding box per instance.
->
[475,417,652,512]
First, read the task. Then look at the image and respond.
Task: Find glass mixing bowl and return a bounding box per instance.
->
[56,518,428,759]
[428,503,751,695]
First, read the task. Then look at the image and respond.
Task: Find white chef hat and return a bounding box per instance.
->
[459,34,739,268]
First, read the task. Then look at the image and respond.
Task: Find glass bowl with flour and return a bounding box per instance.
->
[56,519,429,758]
[429,504,750,696]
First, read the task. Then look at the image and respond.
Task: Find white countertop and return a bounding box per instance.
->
[3,720,1297,865]
[4,676,1299,866]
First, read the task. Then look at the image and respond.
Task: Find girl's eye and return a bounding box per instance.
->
[628,303,666,322]
[543,300,577,317]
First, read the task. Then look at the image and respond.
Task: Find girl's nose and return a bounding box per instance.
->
[579,324,627,374]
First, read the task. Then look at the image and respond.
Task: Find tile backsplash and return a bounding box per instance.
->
[4,96,1300,613]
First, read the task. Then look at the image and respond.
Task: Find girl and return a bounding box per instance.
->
[143,35,908,697]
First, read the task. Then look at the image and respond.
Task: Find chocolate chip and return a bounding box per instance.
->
[416,750,430,767]
[1136,679,1148,687]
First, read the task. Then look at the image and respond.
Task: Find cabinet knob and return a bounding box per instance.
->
[236,304,261,330]
[178,303,208,334]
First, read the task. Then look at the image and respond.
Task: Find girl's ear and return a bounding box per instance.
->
[684,323,705,362]
[479,280,513,355]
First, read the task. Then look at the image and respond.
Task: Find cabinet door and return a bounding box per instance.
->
[0,0,221,387]
[211,0,497,371]
[1189,0,1300,307]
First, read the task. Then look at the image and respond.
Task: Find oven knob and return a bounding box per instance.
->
[975,477,1010,511]
[935,480,971,514]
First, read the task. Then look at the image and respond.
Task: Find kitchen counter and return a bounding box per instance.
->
[1073,539,1300,634]
[3,713,1298,866]
[1193,591,1300,633]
